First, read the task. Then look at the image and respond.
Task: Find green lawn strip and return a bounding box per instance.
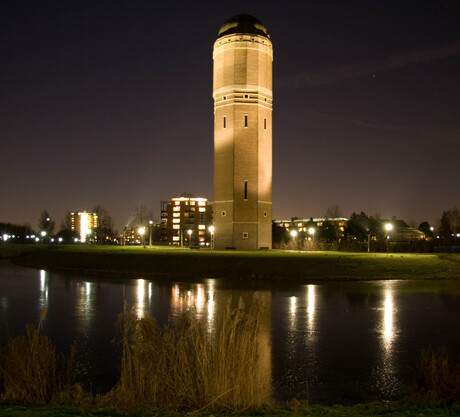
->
[0,402,459,417]
[9,245,460,281]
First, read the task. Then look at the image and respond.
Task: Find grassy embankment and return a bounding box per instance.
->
[4,244,460,281]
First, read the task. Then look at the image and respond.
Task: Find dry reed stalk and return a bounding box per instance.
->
[0,309,77,404]
[107,294,267,413]
[413,347,460,405]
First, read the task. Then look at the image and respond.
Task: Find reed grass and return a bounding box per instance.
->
[106,295,267,413]
[412,348,460,406]
[0,310,77,404]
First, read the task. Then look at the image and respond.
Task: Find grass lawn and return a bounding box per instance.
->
[0,402,459,417]
[4,244,460,281]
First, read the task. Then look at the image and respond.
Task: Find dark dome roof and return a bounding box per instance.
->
[217,14,269,39]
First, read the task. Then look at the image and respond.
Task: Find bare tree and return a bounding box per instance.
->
[60,211,72,231]
[325,203,343,219]
[132,204,154,227]
[38,210,55,235]
[92,205,115,243]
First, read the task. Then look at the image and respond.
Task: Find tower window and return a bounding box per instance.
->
[264,211,268,217]
[244,94,248,98]
[244,114,248,127]
[243,232,249,239]
[223,116,226,129]
[244,180,248,200]
[223,96,227,100]
[264,118,267,130]
[221,211,226,217]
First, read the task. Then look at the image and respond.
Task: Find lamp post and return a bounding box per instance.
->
[308,227,315,250]
[209,225,215,251]
[138,227,146,248]
[290,230,297,249]
[385,223,393,253]
[149,220,153,246]
[187,229,192,248]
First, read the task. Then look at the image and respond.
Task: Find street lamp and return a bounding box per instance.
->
[187,229,192,248]
[308,227,315,249]
[138,227,146,248]
[209,225,215,251]
[148,220,153,246]
[385,223,393,253]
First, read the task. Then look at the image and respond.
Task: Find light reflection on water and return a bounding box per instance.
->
[371,282,401,398]
[39,269,48,310]
[0,264,459,404]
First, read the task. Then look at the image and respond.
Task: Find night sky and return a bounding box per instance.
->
[1,1,459,231]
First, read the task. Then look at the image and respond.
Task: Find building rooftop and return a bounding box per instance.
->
[217,13,269,39]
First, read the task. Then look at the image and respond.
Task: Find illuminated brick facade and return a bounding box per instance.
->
[213,14,273,250]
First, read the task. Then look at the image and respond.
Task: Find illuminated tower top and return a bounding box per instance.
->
[217,14,270,39]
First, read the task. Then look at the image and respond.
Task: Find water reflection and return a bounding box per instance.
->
[372,281,400,398]
[170,282,216,330]
[307,284,315,329]
[39,269,48,310]
[77,281,93,326]
[2,265,459,405]
[383,287,395,352]
[136,279,146,318]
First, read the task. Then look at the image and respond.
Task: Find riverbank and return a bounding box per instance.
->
[4,244,460,281]
[0,402,459,417]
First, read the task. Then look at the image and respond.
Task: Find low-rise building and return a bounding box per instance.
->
[161,193,213,246]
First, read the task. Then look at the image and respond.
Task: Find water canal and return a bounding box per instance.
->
[0,261,459,404]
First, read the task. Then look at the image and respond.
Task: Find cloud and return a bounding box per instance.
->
[278,42,460,88]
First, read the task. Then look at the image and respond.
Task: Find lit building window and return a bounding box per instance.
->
[173,236,179,241]
[198,225,205,230]
[173,213,180,217]
[173,225,180,230]
[175,201,180,205]
[173,219,180,223]
[199,207,206,212]
[190,201,195,205]
[173,206,180,211]
[198,201,206,206]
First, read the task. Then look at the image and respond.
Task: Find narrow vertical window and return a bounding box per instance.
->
[223,116,226,129]
[264,117,267,130]
[244,114,248,127]
[244,180,248,200]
